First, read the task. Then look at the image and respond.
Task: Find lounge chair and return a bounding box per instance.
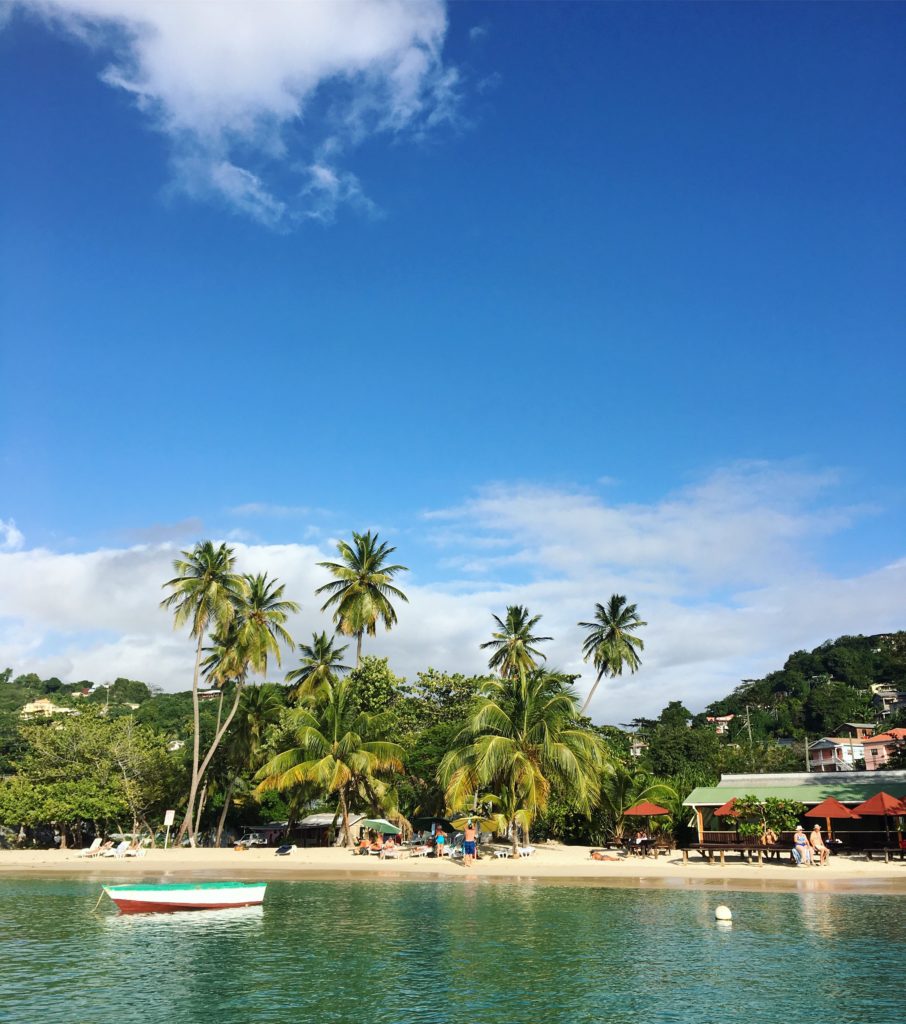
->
[76,838,104,858]
[517,846,535,857]
[274,844,294,856]
[102,840,130,858]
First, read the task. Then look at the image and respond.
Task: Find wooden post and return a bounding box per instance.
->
[695,807,704,844]
[719,850,725,865]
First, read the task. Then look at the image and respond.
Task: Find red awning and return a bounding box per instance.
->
[804,797,861,820]
[624,801,669,816]
[851,792,905,817]
[713,798,738,817]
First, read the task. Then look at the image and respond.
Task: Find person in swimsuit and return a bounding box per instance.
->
[434,828,446,858]
[809,825,829,866]
[463,820,477,867]
[792,826,811,866]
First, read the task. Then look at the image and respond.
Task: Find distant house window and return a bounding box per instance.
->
[871,748,879,755]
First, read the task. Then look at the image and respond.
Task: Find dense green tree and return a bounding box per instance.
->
[256,677,404,846]
[578,595,646,715]
[0,709,177,844]
[440,669,607,844]
[480,605,551,680]
[317,530,409,667]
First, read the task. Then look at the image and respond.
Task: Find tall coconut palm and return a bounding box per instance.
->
[285,631,350,703]
[439,669,606,851]
[255,677,404,846]
[191,572,299,819]
[480,605,552,680]
[214,683,285,846]
[161,541,245,844]
[316,530,408,666]
[578,595,647,716]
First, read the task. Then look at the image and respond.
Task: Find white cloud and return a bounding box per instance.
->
[0,464,902,725]
[0,518,24,552]
[17,0,455,225]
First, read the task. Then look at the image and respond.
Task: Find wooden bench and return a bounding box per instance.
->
[682,843,793,866]
[865,847,906,863]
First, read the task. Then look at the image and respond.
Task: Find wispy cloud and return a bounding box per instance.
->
[15,0,457,227]
[0,518,24,552]
[229,503,327,519]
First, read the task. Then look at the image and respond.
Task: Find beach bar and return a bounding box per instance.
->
[684,770,906,850]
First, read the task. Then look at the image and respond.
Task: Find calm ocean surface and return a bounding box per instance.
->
[1,878,903,1024]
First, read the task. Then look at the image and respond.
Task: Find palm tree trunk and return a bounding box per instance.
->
[194,781,208,838]
[356,631,363,668]
[193,680,246,799]
[176,630,205,845]
[215,778,236,848]
[510,817,519,857]
[339,786,352,847]
[579,668,605,717]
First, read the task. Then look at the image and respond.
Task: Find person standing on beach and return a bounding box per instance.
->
[810,825,829,866]
[435,828,446,858]
[463,820,477,867]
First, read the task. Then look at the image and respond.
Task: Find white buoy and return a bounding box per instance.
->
[714,905,733,922]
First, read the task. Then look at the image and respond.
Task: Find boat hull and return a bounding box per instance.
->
[104,883,266,914]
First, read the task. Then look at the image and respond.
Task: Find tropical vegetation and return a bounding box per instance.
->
[0,542,903,851]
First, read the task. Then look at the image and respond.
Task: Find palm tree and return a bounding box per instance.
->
[439,669,606,852]
[191,572,299,819]
[161,541,245,844]
[316,530,409,666]
[578,595,647,716]
[255,677,404,846]
[214,683,285,846]
[480,605,552,679]
[285,631,350,703]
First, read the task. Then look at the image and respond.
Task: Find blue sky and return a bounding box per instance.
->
[0,2,903,720]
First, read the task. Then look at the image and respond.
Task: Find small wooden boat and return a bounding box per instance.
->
[103,881,266,914]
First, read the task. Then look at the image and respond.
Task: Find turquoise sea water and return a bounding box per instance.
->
[1,878,903,1024]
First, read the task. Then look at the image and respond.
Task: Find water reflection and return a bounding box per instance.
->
[2,879,904,1024]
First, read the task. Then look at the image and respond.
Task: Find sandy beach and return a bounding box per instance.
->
[3,844,904,895]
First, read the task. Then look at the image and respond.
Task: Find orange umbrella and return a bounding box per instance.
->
[804,796,861,839]
[623,801,669,839]
[713,798,738,817]
[624,802,669,816]
[851,792,904,841]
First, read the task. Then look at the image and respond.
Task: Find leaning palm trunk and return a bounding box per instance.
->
[339,786,352,847]
[194,782,208,838]
[579,669,604,717]
[191,680,247,816]
[176,631,205,845]
[214,778,235,848]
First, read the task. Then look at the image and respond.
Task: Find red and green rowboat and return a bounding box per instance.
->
[103,881,266,914]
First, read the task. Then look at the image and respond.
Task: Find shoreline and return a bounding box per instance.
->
[4,845,905,897]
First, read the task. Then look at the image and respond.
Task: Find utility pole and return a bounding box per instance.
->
[804,731,810,773]
[745,705,755,772]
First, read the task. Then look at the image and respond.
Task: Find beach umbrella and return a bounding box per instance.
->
[624,801,669,836]
[851,792,903,842]
[804,797,861,839]
[359,818,401,835]
[713,798,738,817]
